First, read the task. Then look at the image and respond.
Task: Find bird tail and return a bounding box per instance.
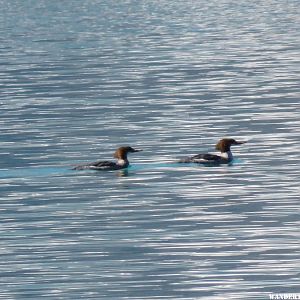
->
[178,157,192,163]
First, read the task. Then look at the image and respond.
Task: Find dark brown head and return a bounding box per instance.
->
[215,138,246,153]
[113,146,142,160]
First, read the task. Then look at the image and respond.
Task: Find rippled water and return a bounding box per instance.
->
[1,0,300,299]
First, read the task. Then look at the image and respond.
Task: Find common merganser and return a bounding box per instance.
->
[179,138,246,164]
[73,146,142,170]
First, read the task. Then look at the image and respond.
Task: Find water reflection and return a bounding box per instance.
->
[117,169,129,177]
[1,0,300,299]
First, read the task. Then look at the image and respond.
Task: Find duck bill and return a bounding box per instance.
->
[133,149,143,152]
[235,141,247,145]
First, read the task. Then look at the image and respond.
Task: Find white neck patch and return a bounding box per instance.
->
[220,151,233,161]
[117,159,128,166]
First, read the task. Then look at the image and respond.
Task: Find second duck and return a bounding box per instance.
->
[179,138,246,165]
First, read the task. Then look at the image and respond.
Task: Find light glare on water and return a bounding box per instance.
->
[1,0,300,299]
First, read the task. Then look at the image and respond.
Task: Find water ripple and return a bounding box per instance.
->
[1,0,300,299]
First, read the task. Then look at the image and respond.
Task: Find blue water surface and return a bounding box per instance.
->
[1,0,300,299]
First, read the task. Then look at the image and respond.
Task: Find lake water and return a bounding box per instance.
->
[1,1,300,299]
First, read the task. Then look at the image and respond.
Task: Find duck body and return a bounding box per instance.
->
[179,153,231,164]
[73,160,128,171]
[179,138,245,165]
[73,146,142,171]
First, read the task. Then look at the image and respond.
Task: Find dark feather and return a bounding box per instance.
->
[179,153,222,164]
[191,153,222,162]
[73,160,119,170]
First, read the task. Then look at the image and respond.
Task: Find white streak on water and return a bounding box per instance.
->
[1,0,300,299]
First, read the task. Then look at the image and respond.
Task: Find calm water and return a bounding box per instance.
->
[1,0,300,299]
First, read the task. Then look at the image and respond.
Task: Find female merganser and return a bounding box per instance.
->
[73,146,142,170]
[179,138,246,164]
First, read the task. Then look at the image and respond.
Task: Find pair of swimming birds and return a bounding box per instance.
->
[73,138,246,171]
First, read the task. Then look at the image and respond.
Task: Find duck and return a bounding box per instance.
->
[73,146,142,170]
[179,138,246,164]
